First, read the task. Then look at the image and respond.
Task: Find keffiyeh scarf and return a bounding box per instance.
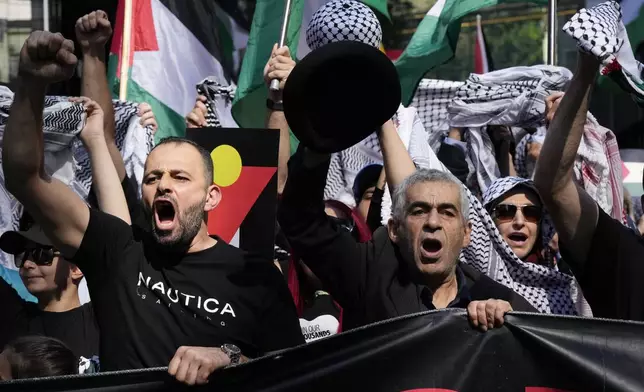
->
[428,159,589,314]
[306,0,382,51]
[563,1,644,104]
[447,65,573,193]
[323,106,588,314]
[479,176,592,316]
[323,104,440,214]
[513,114,624,221]
[482,177,556,266]
[0,87,153,272]
[410,79,464,152]
[196,77,238,128]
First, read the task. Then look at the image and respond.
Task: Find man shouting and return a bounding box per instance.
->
[2,29,302,385]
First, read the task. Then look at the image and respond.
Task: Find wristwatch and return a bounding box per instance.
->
[221,344,242,366]
[266,98,284,111]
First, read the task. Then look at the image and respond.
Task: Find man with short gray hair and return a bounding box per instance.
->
[279,146,536,331]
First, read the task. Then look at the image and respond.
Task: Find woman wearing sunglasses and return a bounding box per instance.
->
[482,177,554,266]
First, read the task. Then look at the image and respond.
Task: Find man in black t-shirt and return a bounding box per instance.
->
[3,30,303,386]
[534,51,644,321]
[0,224,99,373]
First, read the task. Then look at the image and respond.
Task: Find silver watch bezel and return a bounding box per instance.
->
[221,344,241,365]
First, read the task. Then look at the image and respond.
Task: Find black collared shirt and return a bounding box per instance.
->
[418,266,471,311]
[278,147,537,330]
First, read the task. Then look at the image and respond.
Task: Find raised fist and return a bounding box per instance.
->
[70,97,105,144]
[75,10,113,53]
[18,31,77,83]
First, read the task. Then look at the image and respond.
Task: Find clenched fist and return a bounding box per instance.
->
[263,44,296,101]
[75,10,113,53]
[70,97,105,144]
[18,31,77,83]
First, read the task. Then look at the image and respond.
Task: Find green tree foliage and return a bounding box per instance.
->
[427,18,546,81]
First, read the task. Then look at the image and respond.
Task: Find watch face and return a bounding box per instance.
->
[223,344,241,355]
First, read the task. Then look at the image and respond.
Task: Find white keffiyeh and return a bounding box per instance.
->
[429,155,588,315]
[0,87,153,273]
[513,114,624,221]
[479,176,592,316]
[446,66,573,193]
[323,104,438,215]
[410,79,464,152]
[323,105,589,314]
[563,1,644,103]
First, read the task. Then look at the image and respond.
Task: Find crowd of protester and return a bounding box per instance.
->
[1,0,644,386]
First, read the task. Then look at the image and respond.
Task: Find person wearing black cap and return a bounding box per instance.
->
[0,220,99,370]
[0,94,128,374]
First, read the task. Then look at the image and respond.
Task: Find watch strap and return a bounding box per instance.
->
[266,99,284,111]
[221,344,241,365]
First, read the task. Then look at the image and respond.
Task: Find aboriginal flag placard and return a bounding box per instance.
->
[186,128,279,260]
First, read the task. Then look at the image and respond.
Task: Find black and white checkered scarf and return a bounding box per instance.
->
[447,65,573,193]
[478,176,592,315]
[563,1,644,104]
[196,77,237,128]
[0,87,153,272]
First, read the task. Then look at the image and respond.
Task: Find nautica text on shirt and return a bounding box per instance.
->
[137,272,236,317]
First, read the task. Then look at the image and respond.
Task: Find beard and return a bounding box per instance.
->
[144,197,206,252]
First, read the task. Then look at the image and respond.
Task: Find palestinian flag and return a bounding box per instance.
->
[474,14,493,74]
[231,0,305,131]
[395,0,546,105]
[187,127,279,260]
[108,0,249,142]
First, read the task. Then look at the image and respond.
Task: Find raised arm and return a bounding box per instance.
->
[2,32,87,258]
[377,119,416,190]
[264,44,295,194]
[76,10,125,181]
[277,146,368,309]
[533,52,600,264]
[73,97,131,224]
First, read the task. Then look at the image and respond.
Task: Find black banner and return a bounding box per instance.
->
[2,309,643,391]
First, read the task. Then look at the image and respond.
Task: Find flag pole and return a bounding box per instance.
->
[547,0,557,65]
[269,0,293,92]
[119,0,134,100]
[43,0,49,31]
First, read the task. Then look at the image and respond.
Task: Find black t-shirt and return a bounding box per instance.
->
[560,208,644,320]
[0,277,99,364]
[72,207,304,371]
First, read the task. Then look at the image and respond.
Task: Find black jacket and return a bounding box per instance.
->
[278,147,536,330]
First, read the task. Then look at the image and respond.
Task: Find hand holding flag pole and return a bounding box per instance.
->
[270,0,293,92]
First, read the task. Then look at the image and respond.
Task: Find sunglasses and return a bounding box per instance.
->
[14,247,61,269]
[492,204,543,224]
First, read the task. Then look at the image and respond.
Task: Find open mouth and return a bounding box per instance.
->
[154,199,177,230]
[507,232,528,244]
[421,238,443,259]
